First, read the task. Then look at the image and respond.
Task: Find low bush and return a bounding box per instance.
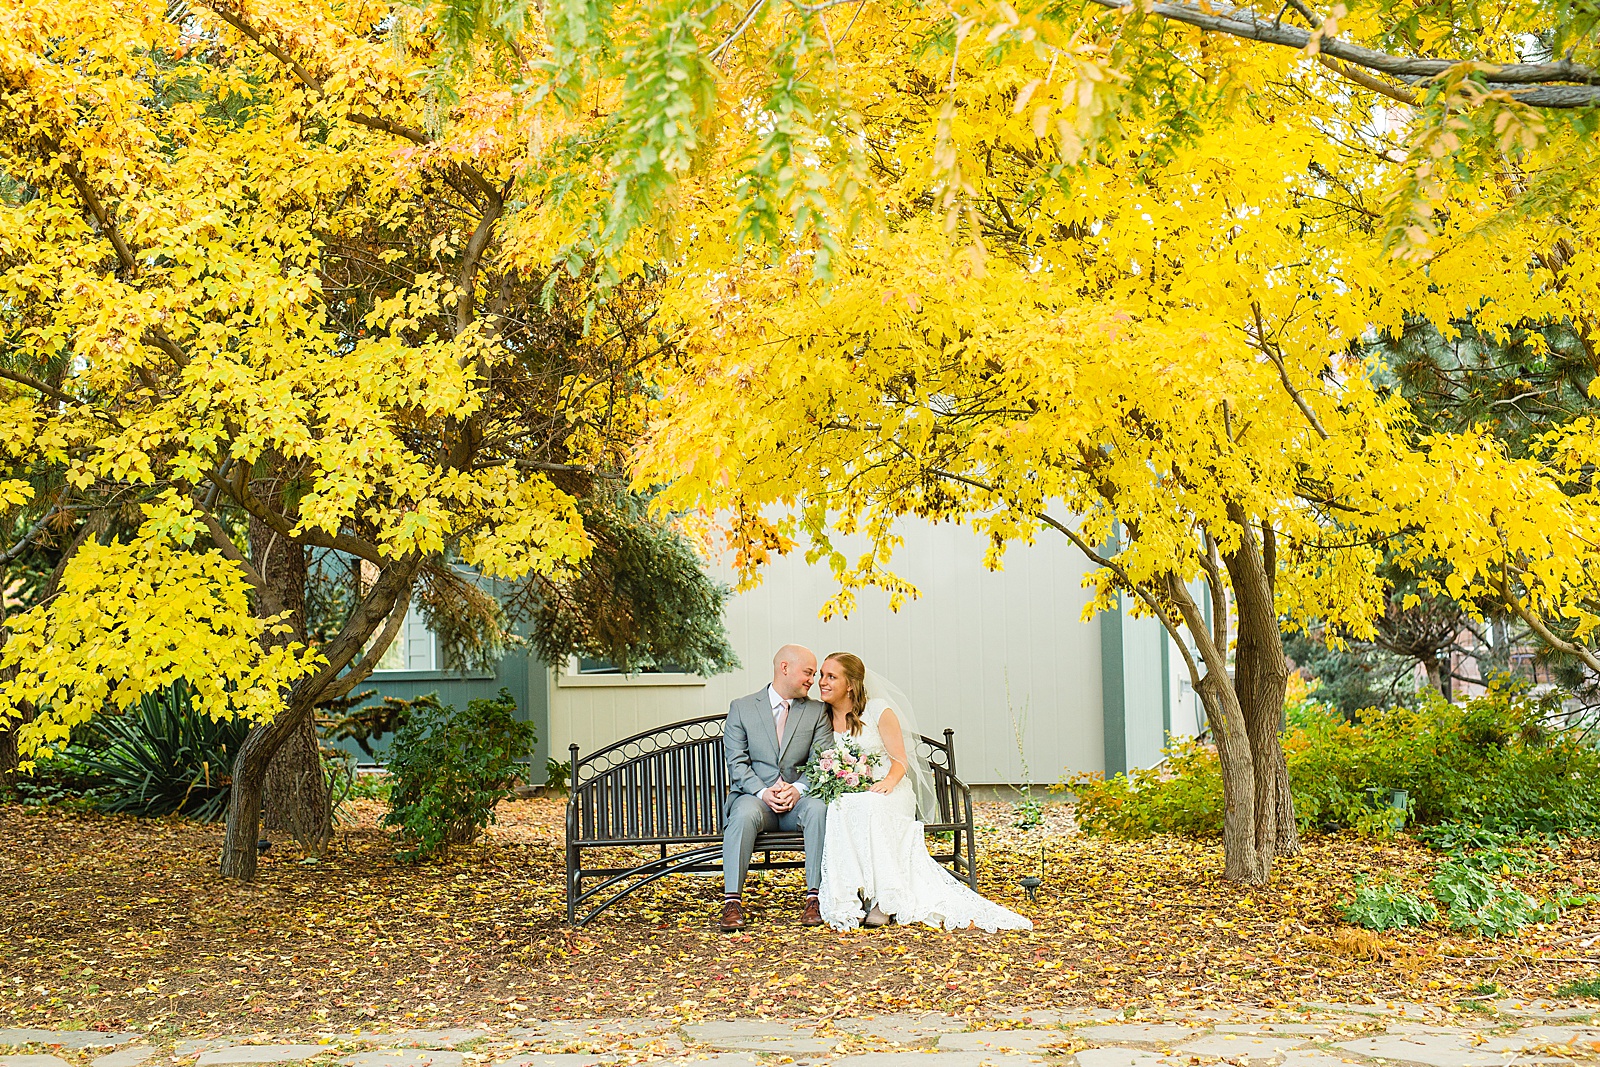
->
[1069,679,1600,840]
[382,688,535,862]
[1339,876,1439,930]
[62,683,248,822]
[1068,739,1224,838]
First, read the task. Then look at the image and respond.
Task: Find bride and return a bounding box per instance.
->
[814,652,1033,933]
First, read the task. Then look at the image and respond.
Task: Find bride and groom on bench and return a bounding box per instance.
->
[719,643,1032,934]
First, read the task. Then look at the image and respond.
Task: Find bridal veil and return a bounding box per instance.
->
[861,668,941,822]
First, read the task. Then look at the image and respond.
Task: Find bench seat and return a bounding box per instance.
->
[564,714,977,925]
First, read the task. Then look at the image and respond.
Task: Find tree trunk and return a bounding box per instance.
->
[222,562,416,881]
[248,514,332,851]
[1422,656,1452,700]
[0,708,17,786]
[1168,571,1272,884]
[1223,504,1298,864]
[1195,672,1271,883]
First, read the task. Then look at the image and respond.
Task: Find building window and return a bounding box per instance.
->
[371,606,437,673]
[557,655,706,687]
[574,657,690,675]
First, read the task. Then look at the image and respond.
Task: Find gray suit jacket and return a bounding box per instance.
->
[723,687,832,803]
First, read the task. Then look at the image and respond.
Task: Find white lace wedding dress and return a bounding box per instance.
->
[818,698,1033,933]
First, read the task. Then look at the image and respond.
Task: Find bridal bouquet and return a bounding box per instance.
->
[803,738,886,803]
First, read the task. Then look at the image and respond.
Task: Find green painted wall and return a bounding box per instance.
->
[327,649,550,782]
[1099,593,1170,777]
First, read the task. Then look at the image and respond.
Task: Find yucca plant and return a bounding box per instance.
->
[75,682,250,822]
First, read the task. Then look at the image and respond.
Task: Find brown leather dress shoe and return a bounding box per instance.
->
[719,899,747,932]
[801,896,823,926]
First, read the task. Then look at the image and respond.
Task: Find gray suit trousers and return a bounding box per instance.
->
[722,793,827,894]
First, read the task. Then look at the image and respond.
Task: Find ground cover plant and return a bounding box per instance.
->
[2,798,1596,1031]
[1338,877,1439,931]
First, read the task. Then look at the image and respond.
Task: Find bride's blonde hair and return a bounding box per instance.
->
[824,652,868,736]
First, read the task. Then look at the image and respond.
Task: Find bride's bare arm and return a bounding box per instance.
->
[869,708,908,794]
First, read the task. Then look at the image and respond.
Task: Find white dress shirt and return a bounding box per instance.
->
[765,683,809,799]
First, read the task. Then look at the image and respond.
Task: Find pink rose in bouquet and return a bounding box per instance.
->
[803,736,886,803]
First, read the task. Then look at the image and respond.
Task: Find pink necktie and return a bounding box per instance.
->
[774,699,790,743]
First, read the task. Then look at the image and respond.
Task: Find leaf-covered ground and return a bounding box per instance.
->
[2,798,1596,1032]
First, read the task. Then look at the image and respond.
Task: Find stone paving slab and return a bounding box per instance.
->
[339,1052,466,1067]
[829,1054,1045,1067]
[1373,1025,1479,1038]
[1493,1000,1595,1021]
[938,1032,1074,1055]
[996,1013,1118,1028]
[682,1024,812,1043]
[1216,1025,1337,1037]
[1473,1028,1600,1053]
[1073,1027,1198,1047]
[490,1055,618,1067]
[1332,1034,1522,1067]
[177,1040,257,1059]
[1300,1003,1443,1020]
[91,1051,155,1067]
[356,1033,486,1049]
[1175,1033,1311,1058]
[681,1023,834,1055]
[1276,1052,1364,1067]
[661,1057,763,1067]
[0,1057,73,1067]
[1069,1050,1174,1067]
[195,1046,332,1066]
[834,1016,965,1044]
[0,1032,142,1050]
[513,1022,672,1042]
[711,1040,840,1055]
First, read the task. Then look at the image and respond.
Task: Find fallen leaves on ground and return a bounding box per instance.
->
[1,798,1595,1033]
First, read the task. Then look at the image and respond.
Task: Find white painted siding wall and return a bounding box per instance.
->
[548,521,1110,786]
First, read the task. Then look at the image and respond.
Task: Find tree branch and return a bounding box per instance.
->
[1084,0,1600,106]
[195,502,268,594]
[202,466,390,567]
[1317,55,1418,106]
[319,579,414,703]
[1251,302,1331,441]
[1501,573,1600,675]
[0,368,97,413]
[0,506,62,566]
[204,2,502,205]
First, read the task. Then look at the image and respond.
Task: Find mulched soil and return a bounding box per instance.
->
[1,798,1596,1033]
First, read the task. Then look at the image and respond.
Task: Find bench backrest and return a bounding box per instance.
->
[568,714,966,846]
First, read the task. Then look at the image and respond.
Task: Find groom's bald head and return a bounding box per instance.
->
[771,644,817,700]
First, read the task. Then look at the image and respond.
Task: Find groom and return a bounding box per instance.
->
[719,643,832,932]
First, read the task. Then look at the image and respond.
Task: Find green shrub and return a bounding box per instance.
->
[70,682,249,822]
[1068,680,1600,839]
[382,689,535,862]
[1340,876,1439,930]
[1068,738,1225,838]
[1288,681,1600,836]
[544,757,572,794]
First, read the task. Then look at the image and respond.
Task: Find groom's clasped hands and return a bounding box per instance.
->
[763,778,801,813]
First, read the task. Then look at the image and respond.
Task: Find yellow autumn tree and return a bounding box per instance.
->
[0,0,689,878]
[600,2,1600,881]
[6,0,1597,889]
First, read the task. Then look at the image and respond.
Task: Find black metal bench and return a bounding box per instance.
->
[564,713,977,925]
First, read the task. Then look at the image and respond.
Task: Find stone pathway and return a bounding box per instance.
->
[1,1001,1596,1067]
